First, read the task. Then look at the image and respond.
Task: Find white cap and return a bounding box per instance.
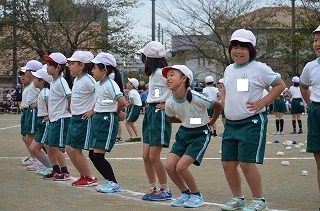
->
[162,65,193,82]
[67,51,94,63]
[313,25,320,33]
[90,53,116,67]
[292,76,300,83]
[230,29,256,47]
[139,41,166,58]
[128,78,139,89]
[20,60,42,72]
[218,78,224,84]
[44,53,67,64]
[31,68,52,83]
[205,76,214,83]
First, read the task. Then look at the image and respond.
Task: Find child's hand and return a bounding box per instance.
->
[117,111,126,121]
[156,103,165,110]
[82,110,94,120]
[247,101,265,113]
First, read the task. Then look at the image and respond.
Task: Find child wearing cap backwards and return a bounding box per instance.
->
[65,51,98,187]
[124,77,142,142]
[163,65,222,208]
[29,66,55,174]
[139,41,173,201]
[43,53,73,181]
[300,24,320,193]
[89,52,126,193]
[19,60,42,167]
[287,76,304,134]
[220,29,285,211]
[202,75,220,137]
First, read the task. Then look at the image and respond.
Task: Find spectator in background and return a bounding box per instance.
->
[140,86,148,113]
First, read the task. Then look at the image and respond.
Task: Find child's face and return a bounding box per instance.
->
[313,33,320,57]
[47,62,58,77]
[165,69,186,91]
[33,78,42,89]
[127,81,133,89]
[230,45,250,65]
[91,64,106,81]
[68,61,83,77]
[22,70,33,85]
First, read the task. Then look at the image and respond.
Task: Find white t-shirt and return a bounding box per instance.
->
[21,82,40,108]
[71,74,96,115]
[48,76,72,122]
[202,86,219,101]
[300,58,320,102]
[147,68,171,103]
[224,61,279,120]
[94,78,123,113]
[165,90,213,128]
[37,88,49,117]
[128,89,142,106]
[289,86,302,99]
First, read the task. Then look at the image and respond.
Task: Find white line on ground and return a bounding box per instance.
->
[0,125,20,130]
[0,157,313,160]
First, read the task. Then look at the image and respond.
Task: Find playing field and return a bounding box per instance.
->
[0,113,318,210]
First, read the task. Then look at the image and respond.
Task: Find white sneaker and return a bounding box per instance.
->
[21,157,35,166]
[272,131,280,135]
[27,161,45,171]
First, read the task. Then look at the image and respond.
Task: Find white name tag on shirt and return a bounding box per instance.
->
[190,118,201,125]
[155,88,160,97]
[237,79,249,91]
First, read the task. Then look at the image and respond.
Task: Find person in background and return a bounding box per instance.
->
[140,86,148,114]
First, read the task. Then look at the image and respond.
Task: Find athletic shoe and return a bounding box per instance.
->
[115,137,123,144]
[36,167,53,175]
[280,131,284,135]
[76,176,98,187]
[125,138,135,142]
[298,130,303,134]
[72,175,84,186]
[183,194,204,208]
[135,137,142,142]
[142,187,157,200]
[148,188,172,201]
[221,196,246,211]
[53,173,71,181]
[290,131,296,134]
[171,193,191,207]
[27,161,45,171]
[97,180,121,193]
[21,157,35,166]
[243,198,268,211]
[272,131,280,135]
[43,172,58,180]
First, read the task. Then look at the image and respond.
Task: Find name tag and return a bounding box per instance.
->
[155,88,160,97]
[190,118,201,125]
[237,79,248,91]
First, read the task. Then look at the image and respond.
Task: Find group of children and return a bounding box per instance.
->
[17,25,320,211]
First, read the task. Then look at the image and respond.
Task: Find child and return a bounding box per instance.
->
[300,24,320,192]
[220,29,285,211]
[29,67,54,174]
[125,77,142,142]
[202,75,220,137]
[139,41,172,201]
[65,51,98,187]
[271,87,289,135]
[162,65,222,208]
[44,53,73,181]
[288,76,304,134]
[89,52,126,193]
[19,60,42,166]
[140,86,148,113]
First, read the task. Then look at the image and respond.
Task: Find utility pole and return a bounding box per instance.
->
[151,0,156,41]
[12,0,18,85]
[291,0,296,77]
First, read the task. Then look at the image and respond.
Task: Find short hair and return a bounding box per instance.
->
[228,40,257,62]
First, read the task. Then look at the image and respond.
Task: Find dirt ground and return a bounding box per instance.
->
[0,113,319,211]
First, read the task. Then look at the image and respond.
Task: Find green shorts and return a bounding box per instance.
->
[20,107,38,135]
[171,125,211,166]
[221,113,268,164]
[47,117,70,148]
[20,108,28,136]
[306,102,320,152]
[66,115,92,150]
[142,104,172,147]
[126,105,141,122]
[273,96,286,113]
[34,117,49,144]
[91,112,118,152]
[291,98,304,114]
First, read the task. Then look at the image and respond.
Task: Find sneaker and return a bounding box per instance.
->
[171,193,191,207]
[72,175,84,186]
[280,131,284,135]
[148,188,172,201]
[243,198,268,211]
[76,176,98,187]
[298,130,303,134]
[290,131,296,134]
[115,137,123,143]
[142,187,157,200]
[183,194,204,208]
[97,180,121,193]
[36,167,53,175]
[135,137,142,142]
[272,131,280,135]
[21,157,35,166]
[27,161,45,171]
[221,196,246,211]
[53,173,71,181]
[125,138,135,142]
[43,172,58,180]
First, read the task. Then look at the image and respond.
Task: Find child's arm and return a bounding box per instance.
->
[300,86,311,105]
[67,96,71,114]
[126,98,134,107]
[116,96,127,121]
[167,116,181,123]
[209,100,223,126]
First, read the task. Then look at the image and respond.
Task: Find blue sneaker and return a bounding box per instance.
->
[96,180,121,193]
[243,198,268,211]
[221,196,246,210]
[171,193,191,207]
[142,187,157,200]
[183,194,204,208]
[148,188,172,201]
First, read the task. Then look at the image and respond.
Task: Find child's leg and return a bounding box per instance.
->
[25,134,35,157]
[125,120,134,137]
[222,161,243,197]
[51,146,68,172]
[142,144,157,186]
[92,149,116,182]
[68,146,94,177]
[149,145,167,189]
[313,153,320,192]
[131,122,139,137]
[239,162,263,198]
[165,153,189,192]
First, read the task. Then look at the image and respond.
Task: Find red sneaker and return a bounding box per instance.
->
[72,175,84,186]
[76,176,98,187]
